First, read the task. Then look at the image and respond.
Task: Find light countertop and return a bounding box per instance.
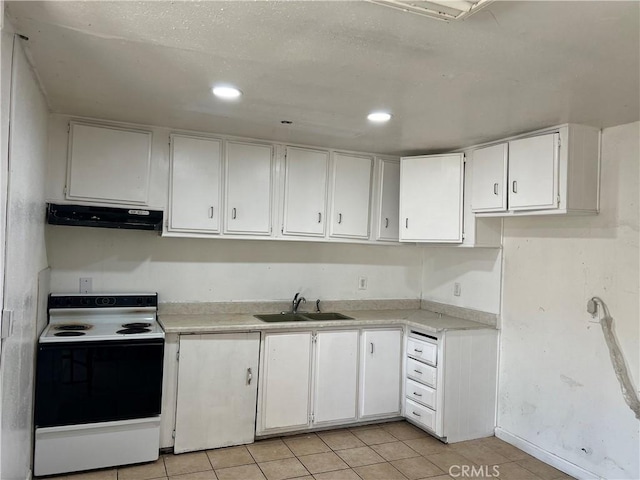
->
[159,308,494,335]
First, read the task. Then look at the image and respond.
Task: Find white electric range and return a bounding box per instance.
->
[34,293,165,477]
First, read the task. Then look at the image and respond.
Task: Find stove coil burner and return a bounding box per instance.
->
[54,331,86,337]
[54,324,92,331]
[117,327,152,335]
[121,322,152,329]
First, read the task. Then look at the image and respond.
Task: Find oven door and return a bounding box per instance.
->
[35,338,164,428]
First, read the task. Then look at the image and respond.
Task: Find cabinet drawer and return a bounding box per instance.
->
[406,378,436,410]
[405,398,436,431]
[406,358,436,387]
[407,337,437,366]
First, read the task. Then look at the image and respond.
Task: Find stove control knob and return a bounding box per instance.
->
[136,297,144,305]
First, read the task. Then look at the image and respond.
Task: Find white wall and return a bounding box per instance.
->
[47,227,423,302]
[498,122,639,479]
[421,247,502,314]
[0,32,50,480]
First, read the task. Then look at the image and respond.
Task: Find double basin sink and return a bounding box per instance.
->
[255,312,353,323]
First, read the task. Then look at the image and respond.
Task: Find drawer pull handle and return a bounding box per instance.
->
[232,207,237,219]
[494,183,499,195]
[412,411,421,417]
[209,206,214,218]
[512,180,518,193]
[338,213,343,224]
[318,212,322,223]
[370,342,374,354]
[414,348,423,353]
[246,368,253,385]
[385,217,389,228]
[413,392,422,397]
[413,369,422,374]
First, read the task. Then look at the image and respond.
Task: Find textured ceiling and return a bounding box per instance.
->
[6,1,640,155]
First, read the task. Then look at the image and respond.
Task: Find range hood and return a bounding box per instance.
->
[47,203,163,231]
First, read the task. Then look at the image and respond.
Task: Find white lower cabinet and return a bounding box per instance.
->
[174,333,260,453]
[359,328,403,418]
[313,330,359,424]
[257,327,401,436]
[259,331,313,432]
[404,329,498,443]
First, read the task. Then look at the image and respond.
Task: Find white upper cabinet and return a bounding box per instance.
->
[169,134,222,233]
[376,159,400,241]
[470,143,508,213]
[67,122,151,205]
[399,154,464,243]
[508,133,559,211]
[330,153,373,239]
[282,147,329,237]
[224,141,273,235]
[471,124,601,216]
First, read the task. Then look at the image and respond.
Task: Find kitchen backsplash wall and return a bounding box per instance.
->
[421,247,502,315]
[46,227,423,302]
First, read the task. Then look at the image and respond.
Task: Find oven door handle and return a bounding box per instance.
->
[246,367,253,385]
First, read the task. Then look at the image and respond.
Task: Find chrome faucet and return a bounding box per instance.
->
[291,292,306,314]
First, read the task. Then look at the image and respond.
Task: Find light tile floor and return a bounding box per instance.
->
[41,421,574,480]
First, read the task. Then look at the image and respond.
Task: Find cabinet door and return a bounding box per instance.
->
[330,153,373,239]
[470,143,508,212]
[225,141,273,235]
[282,147,329,237]
[314,330,359,424]
[174,333,260,453]
[360,329,402,418]
[376,159,400,241]
[170,135,222,233]
[260,332,312,432]
[399,154,463,243]
[508,133,559,211]
[67,122,151,205]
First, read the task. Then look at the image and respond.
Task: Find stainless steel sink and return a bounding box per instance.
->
[254,313,307,322]
[300,312,353,321]
[254,312,354,322]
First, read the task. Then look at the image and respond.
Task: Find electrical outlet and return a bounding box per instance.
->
[358,276,368,290]
[80,277,92,294]
[454,282,461,297]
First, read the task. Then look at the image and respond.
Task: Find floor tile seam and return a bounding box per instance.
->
[255,456,311,480]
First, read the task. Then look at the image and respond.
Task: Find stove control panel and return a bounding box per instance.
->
[49,294,158,309]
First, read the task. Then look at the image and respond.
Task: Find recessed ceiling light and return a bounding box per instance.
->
[367,112,392,123]
[212,86,242,99]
